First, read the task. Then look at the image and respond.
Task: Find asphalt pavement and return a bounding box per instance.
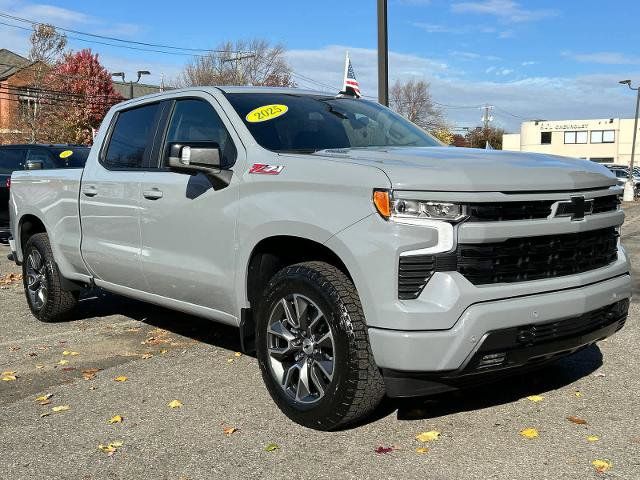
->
[1,206,639,480]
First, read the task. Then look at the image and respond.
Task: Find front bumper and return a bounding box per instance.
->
[368,274,631,391]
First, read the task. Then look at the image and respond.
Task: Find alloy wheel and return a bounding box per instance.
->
[26,249,48,310]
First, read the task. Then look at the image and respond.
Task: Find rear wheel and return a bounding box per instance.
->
[22,233,78,322]
[256,261,385,430]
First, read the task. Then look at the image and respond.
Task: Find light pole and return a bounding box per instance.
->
[377,0,389,106]
[110,70,151,100]
[619,79,640,202]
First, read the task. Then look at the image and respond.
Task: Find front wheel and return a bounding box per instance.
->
[22,233,78,322]
[256,261,385,430]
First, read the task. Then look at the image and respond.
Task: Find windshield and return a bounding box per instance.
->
[50,147,90,168]
[224,93,441,153]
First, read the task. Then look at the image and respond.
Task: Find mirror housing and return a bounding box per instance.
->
[168,142,221,172]
[26,161,43,170]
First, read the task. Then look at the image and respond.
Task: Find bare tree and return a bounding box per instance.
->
[175,39,295,87]
[389,79,444,130]
[465,126,506,149]
[13,24,68,143]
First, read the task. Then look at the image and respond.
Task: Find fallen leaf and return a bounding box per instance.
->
[61,367,75,372]
[264,443,279,452]
[38,400,51,406]
[36,393,53,403]
[52,405,70,413]
[108,415,123,424]
[574,391,583,398]
[1,370,16,375]
[587,435,599,442]
[374,446,394,454]
[160,349,168,354]
[168,400,183,409]
[223,426,238,436]
[520,428,539,439]
[35,364,45,369]
[234,352,242,357]
[1,375,17,381]
[527,395,544,403]
[567,416,588,425]
[227,358,234,363]
[98,444,116,454]
[28,352,37,357]
[415,447,429,454]
[592,460,612,473]
[141,353,153,359]
[58,360,69,366]
[62,351,79,356]
[113,376,128,382]
[110,441,123,448]
[416,431,441,442]
[39,412,51,418]
[594,372,606,378]
[82,368,101,380]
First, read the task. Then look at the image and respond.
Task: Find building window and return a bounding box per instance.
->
[564,131,587,144]
[590,157,615,163]
[540,131,552,144]
[591,130,615,143]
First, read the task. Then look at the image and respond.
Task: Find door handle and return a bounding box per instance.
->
[143,189,163,200]
[82,186,97,197]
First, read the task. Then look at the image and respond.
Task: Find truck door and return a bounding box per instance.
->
[80,102,164,290]
[139,95,242,317]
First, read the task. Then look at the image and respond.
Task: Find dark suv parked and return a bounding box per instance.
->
[0,144,90,238]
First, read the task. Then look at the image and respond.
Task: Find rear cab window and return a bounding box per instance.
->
[0,148,26,174]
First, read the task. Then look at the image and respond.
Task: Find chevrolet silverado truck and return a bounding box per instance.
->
[8,87,631,430]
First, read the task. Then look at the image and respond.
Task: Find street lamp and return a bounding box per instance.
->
[110,71,151,100]
[619,79,640,202]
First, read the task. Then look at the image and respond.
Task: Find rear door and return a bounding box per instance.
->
[139,95,242,316]
[79,102,164,289]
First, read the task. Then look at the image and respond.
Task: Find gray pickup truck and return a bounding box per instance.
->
[9,87,631,430]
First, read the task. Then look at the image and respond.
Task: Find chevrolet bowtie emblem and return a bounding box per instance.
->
[554,196,594,221]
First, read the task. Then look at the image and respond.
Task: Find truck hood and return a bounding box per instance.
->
[314,146,617,192]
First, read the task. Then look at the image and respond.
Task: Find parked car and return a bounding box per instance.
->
[8,88,630,430]
[0,144,90,238]
[605,166,640,195]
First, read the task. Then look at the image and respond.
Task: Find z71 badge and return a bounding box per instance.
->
[249,163,284,175]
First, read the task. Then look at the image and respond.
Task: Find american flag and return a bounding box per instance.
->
[342,53,361,98]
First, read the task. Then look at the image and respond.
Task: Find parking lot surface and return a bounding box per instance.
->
[1,205,640,480]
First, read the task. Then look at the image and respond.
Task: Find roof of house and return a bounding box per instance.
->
[0,49,32,80]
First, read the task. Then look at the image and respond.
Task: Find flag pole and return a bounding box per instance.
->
[343,51,350,92]
[377,0,389,106]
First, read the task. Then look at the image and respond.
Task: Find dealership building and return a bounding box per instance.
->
[502,118,639,165]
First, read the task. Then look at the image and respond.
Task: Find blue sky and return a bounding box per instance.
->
[2,0,640,131]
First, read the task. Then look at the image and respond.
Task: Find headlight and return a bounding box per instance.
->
[373,189,467,223]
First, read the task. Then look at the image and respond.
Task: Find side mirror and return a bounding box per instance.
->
[168,143,221,172]
[26,161,43,170]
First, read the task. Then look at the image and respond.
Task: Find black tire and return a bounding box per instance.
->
[22,233,78,322]
[256,261,385,430]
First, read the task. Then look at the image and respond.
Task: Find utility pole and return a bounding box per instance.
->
[619,80,639,201]
[377,0,389,106]
[481,104,494,131]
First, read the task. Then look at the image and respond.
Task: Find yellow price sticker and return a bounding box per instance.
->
[59,150,73,159]
[246,104,288,123]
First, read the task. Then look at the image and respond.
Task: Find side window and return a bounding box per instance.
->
[0,149,26,174]
[27,149,56,169]
[165,99,237,167]
[103,103,161,169]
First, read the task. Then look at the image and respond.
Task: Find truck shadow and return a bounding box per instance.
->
[72,289,604,426]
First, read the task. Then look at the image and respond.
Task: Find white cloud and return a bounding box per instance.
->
[412,22,496,35]
[521,61,537,66]
[564,51,640,65]
[451,0,558,23]
[450,50,501,61]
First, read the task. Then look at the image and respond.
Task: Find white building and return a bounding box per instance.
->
[502,118,640,165]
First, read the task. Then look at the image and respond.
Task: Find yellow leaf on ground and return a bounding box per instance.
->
[62,351,79,356]
[110,441,123,448]
[234,352,242,357]
[227,358,234,363]
[98,444,116,454]
[1,370,16,375]
[108,415,123,424]
[35,365,45,369]
[587,435,600,442]
[52,405,70,413]
[35,393,53,402]
[113,376,128,382]
[223,426,238,436]
[415,447,429,454]
[592,460,611,473]
[264,443,279,452]
[574,391,583,397]
[520,428,539,439]
[160,349,168,354]
[141,353,153,359]
[416,431,441,442]
[58,360,69,366]
[168,400,183,409]
[527,395,544,403]
[1,375,17,381]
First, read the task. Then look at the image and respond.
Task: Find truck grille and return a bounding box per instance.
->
[467,195,618,222]
[398,227,618,298]
[457,227,618,285]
